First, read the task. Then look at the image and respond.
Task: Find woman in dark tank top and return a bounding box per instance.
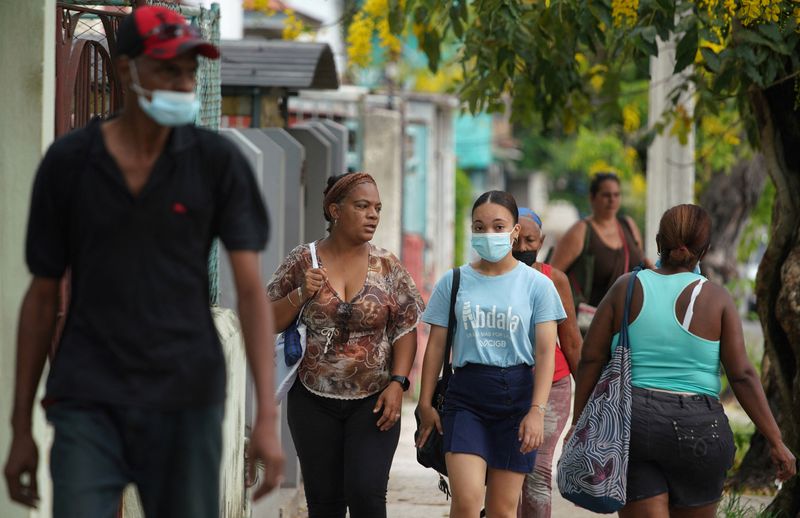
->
[585,216,644,306]
[551,172,649,309]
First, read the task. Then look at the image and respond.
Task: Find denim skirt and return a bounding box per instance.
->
[442,363,536,473]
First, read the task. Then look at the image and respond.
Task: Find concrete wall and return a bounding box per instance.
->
[363,109,403,256]
[431,104,456,281]
[0,1,56,517]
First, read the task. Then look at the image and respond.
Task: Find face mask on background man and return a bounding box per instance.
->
[129,60,200,127]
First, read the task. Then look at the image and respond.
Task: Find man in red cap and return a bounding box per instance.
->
[4,6,283,517]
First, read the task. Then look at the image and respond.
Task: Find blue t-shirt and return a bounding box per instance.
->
[422,263,566,368]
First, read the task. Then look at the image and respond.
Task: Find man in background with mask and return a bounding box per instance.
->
[4,6,283,517]
[513,208,582,518]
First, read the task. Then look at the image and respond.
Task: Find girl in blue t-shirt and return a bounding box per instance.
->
[416,190,566,518]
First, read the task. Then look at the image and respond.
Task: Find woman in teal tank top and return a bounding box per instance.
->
[571,204,795,518]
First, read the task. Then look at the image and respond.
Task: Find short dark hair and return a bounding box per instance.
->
[472,191,519,224]
[589,172,621,196]
[657,204,712,268]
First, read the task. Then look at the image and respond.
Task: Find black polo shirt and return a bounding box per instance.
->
[26,118,268,409]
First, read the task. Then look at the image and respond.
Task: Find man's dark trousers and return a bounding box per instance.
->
[47,400,224,518]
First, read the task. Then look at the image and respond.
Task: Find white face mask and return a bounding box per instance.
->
[129,61,199,127]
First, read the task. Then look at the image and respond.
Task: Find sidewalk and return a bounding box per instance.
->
[293,399,772,517]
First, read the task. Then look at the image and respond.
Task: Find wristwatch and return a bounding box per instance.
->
[390,375,410,392]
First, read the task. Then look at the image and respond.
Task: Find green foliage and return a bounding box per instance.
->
[730,420,756,473]
[738,179,775,264]
[390,0,800,144]
[454,167,474,266]
[696,102,751,187]
[520,126,647,229]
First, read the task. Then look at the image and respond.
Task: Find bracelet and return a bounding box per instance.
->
[287,287,301,308]
[531,404,546,415]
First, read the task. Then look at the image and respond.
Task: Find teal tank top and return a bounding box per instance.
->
[610,270,721,397]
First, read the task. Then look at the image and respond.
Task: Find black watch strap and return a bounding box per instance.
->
[390,375,410,391]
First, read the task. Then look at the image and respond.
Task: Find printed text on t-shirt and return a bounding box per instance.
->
[462,302,520,348]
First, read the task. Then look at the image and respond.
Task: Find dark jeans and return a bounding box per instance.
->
[47,400,224,518]
[287,381,401,518]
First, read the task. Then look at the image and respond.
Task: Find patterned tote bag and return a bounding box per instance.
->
[556,267,640,513]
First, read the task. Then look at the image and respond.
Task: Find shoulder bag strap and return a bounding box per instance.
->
[619,267,640,350]
[295,242,319,323]
[441,267,461,383]
[582,218,592,254]
[569,219,595,303]
[308,241,319,269]
[616,218,631,273]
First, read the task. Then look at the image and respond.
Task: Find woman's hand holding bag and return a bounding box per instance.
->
[414,404,443,449]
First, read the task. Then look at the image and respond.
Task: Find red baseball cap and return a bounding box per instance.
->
[116,6,219,60]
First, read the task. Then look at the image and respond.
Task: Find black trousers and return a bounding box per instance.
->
[287,381,401,518]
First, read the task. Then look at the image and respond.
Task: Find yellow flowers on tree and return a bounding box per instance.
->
[281,9,304,40]
[347,12,375,67]
[346,0,405,70]
[243,1,306,41]
[612,0,640,27]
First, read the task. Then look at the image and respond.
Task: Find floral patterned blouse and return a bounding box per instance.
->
[267,242,424,399]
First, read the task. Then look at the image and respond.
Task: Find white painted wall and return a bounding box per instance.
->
[364,109,404,256]
[0,1,55,517]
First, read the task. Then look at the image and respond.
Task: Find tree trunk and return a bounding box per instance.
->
[699,155,767,285]
[749,79,800,517]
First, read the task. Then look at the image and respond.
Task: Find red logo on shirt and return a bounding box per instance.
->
[172,202,188,214]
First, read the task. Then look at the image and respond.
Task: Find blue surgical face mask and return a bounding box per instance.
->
[130,61,199,127]
[655,257,702,274]
[471,232,513,263]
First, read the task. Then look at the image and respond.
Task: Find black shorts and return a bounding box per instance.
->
[627,387,735,508]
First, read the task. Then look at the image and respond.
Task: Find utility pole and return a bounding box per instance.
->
[645,31,695,259]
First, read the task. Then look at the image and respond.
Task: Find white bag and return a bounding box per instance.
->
[576,302,597,333]
[274,241,318,403]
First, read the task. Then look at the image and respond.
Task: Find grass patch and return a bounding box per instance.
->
[718,493,779,517]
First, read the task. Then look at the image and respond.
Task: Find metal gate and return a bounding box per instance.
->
[55,1,220,137]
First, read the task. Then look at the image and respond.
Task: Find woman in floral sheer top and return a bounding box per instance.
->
[267,172,423,518]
